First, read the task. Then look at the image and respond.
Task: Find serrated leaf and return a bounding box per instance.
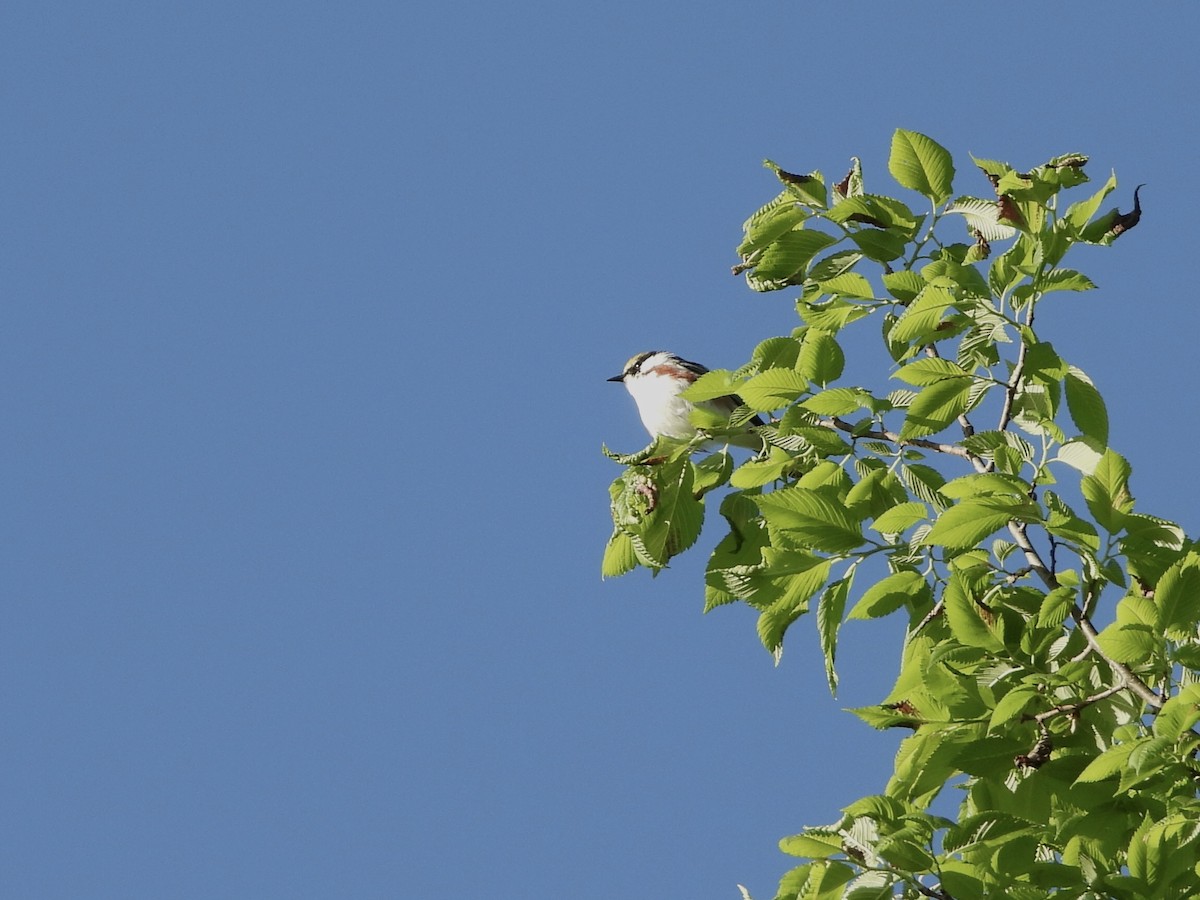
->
[755,487,865,553]
[779,831,845,859]
[881,270,926,304]
[988,684,1039,730]
[729,455,791,489]
[681,368,743,402]
[1152,684,1200,740]
[889,129,955,205]
[869,502,929,535]
[1081,449,1133,532]
[892,357,969,387]
[1064,367,1108,446]
[944,577,1004,652]
[827,194,920,234]
[1038,268,1096,294]
[750,229,840,287]
[944,196,1017,241]
[1037,586,1076,627]
[1075,740,1139,783]
[738,201,808,257]
[1095,622,1159,664]
[1054,437,1105,474]
[818,272,875,299]
[848,570,928,620]
[903,464,950,512]
[797,298,871,331]
[796,330,844,387]
[601,530,638,577]
[801,387,873,416]
[924,496,1042,548]
[939,473,1030,501]
[807,249,864,284]
[737,368,809,410]
[889,284,958,345]
[849,228,910,263]
[1065,170,1118,231]
[818,574,853,695]
[1155,556,1200,639]
[756,554,834,651]
[900,378,972,439]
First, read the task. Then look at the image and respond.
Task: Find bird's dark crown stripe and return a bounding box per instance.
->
[625,350,661,377]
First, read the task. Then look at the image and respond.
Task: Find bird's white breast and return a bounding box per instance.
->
[625,372,697,440]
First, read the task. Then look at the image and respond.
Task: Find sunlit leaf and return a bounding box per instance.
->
[889,129,955,205]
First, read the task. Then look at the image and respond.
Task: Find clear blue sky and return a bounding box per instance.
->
[2,3,1196,897]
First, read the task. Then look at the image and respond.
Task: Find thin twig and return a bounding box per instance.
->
[1026,683,1127,725]
[822,417,979,463]
[911,599,945,636]
[995,303,1036,437]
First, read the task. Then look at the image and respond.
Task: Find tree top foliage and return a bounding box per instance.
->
[602,130,1200,899]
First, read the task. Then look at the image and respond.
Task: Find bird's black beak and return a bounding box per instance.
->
[606,374,625,383]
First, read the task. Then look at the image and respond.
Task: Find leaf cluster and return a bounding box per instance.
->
[601,131,1192,898]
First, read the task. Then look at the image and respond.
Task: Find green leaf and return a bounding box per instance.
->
[738,368,809,410]
[1036,585,1077,627]
[944,574,1004,651]
[944,196,1016,241]
[939,472,1030,500]
[892,357,970,386]
[818,272,875,300]
[889,129,955,205]
[738,200,808,257]
[1037,268,1096,294]
[796,330,845,387]
[749,229,840,287]
[681,368,743,402]
[1064,367,1108,446]
[902,464,950,512]
[923,496,1042,548]
[779,830,845,859]
[798,298,871,332]
[1075,740,1139,783]
[888,284,958,345]
[801,387,873,416]
[1155,555,1200,639]
[755,553,834,652]
[988,684,1039,730]
[601,530,638,577]
[806,249,864,284]
[1094,622,1158,664]
[848,570,929,620]
[1080,449,1133,532]
[818,574,853,695]
[826,194,919,234]
[1064,170,1117,232]
[729,453,793,489]
[1152,684,1200,740]
[882,269,925,304]
[869,502,929,535]
[849,228,909,263]
[900,377,972,439]
[1054,437,1105,474]
[843,871,896,900]
[755,487,865,553]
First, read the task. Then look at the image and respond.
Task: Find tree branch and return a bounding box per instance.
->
[1006,519,1163,710]
[822,417,981,464]
[995,303,1035,437]
[1026,683,1127,726]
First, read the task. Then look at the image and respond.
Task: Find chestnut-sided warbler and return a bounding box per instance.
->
[607,350,764,449]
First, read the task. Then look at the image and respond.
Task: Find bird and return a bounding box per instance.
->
[607,350,764,449]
